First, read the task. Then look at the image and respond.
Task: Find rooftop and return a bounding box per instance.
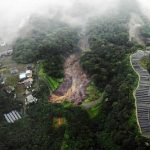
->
[4,110,22,123]
[25,94,37,105]
[19,73,26,80]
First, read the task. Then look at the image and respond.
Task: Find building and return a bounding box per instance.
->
[19,72,26,81]
[26,70,32,78]
[7,49,13,55]
[19,70,32,80]
[25,89,30,95]
[0,77,5,85]
[22,78,33,88]
[0,41,6,47]
[4,110,21,123]
[10,68,19,75]
[25,94,37,105]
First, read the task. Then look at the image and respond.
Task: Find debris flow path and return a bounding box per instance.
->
[50,53,89,104]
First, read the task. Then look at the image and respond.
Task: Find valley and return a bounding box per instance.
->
[1,0,150,149]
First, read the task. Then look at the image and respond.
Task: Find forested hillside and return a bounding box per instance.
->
[81,16,134,88]
[1,0,150,150]
[141,22,150,46]
[80,14,150,149]
[0,85,22,122]
[13,17,79,78]
[79,0,150,148]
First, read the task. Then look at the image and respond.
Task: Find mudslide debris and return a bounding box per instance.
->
[49,54,89,104]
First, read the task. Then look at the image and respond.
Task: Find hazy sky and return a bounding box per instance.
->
[138,0,150,19]
[0,0,120,42]
[0,0,149,43]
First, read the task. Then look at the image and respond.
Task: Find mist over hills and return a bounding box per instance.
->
[1,1,150,150]
[0,0,149,43]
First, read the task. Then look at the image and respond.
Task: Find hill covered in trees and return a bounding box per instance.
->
[1,0,150,149]
[80,14,148,149]
[13,17,79,78]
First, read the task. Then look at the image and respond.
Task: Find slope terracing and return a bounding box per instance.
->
[131,50,150,137]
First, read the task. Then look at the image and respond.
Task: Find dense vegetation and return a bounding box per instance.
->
[13,17,79,78]
[140,23,150,46]
[0,85,22,122]
[0,81,97,150]
[147,57,150,73]
[81,17,134,88]
[38,63,60,91]
[140,55,150,73]
[80,15,150,149]
[1,0,150,149]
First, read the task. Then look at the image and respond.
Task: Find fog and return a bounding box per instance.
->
[0,0,120,43]
[138,0,150,19]
[0,0,149,43]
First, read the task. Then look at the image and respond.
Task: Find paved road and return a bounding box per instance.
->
[131,50,150,137]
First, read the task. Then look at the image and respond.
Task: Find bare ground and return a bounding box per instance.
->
[50,53,89,104]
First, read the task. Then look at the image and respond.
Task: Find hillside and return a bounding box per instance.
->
[1,0,150,150]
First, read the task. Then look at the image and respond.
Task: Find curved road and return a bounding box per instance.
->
[131,50,150,137]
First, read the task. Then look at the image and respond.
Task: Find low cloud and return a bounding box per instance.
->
[1,0,150,43]
[137,0,150,19]
[0,0,120,43]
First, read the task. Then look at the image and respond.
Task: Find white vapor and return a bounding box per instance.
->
[1,0,150,43]
[0,0,120,43]
[137,0,150,19]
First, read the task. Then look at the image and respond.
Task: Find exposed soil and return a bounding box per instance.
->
[49,53,89,104]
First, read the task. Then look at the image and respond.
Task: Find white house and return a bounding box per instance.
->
[25,94,37,105]
[19,72,26,80]
[0,41,6,47]
[26,70,32,78]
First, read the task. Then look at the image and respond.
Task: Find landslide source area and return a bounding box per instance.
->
[50,53,89,104]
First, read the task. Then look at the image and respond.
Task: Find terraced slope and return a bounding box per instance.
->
[131,50,150,137]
